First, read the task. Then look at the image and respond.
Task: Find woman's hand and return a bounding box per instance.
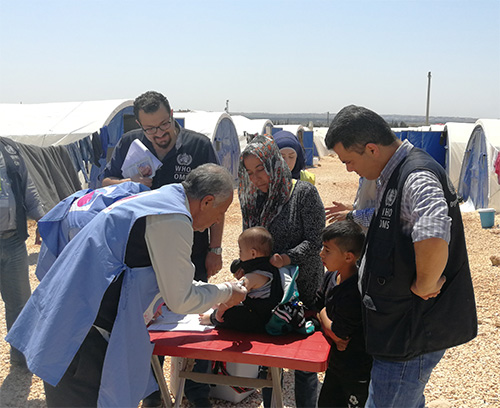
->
[270,253,291,268]
[233,268,245,280]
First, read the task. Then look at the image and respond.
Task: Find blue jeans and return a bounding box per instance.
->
[366,349,446,408]
[0,233,32,364]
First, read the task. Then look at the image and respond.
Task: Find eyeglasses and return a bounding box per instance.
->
[141,117,173,135]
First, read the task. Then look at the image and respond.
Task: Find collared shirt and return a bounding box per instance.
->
[103,123,219,187]
[352,207,375,228]
[352,177,376,228]
[359,140,451,291]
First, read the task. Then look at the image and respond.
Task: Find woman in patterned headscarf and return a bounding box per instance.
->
[238,134,325,408]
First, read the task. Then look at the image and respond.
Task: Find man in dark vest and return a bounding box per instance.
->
[324,105,477,408]
[0,137,45,369]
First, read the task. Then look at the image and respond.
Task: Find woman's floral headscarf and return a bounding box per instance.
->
[238,134,293,229]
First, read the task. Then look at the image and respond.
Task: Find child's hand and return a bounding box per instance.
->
[199,313,212,325]
[318,308,351,351]
[331,335,351,351]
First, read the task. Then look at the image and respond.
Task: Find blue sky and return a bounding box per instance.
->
[1,0,499,118]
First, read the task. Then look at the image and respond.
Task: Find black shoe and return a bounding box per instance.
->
[142,390,162,408]
[192,397,212,408]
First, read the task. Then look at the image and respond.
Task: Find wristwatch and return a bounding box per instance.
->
[346,211,354,221]
[208,247,222,255]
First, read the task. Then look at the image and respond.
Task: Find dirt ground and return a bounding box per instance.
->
[1,154,499,407]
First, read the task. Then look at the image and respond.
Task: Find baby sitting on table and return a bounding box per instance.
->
[199,226,284,333]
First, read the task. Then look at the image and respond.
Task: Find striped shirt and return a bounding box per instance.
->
[359,140,451,291]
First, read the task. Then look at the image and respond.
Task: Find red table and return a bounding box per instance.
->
[150,328,331,407]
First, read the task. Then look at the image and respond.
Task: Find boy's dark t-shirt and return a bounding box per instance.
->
[315,271,372,378]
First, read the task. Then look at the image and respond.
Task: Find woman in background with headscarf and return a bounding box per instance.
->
[273,130,316,185]
[239,134,325,408]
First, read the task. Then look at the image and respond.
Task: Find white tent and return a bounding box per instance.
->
[312,127,333,158]
[230,115,273,152]
[458,119,500,211]
[443,122,475,189]
[0,99,134,146]
[277,125,305,143]
[174,111,240,180]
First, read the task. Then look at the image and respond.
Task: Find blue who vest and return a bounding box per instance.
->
[6,183,191,407]
[36,182,149,280]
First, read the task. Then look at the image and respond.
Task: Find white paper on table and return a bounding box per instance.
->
[147,307,214,332]
[121,139,163,179]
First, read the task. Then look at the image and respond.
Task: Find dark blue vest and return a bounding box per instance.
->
[362,148,477,360]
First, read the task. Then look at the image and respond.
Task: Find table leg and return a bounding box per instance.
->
[151,355,172,408]
[174,358,195,408]
[269,367,283,408]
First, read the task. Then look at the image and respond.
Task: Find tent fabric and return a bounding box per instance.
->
[14,140,82,211]
[278,126,331,160]
[393,125,446,168]
[312,127,332,158]
[458,119,500,211]
[0,100,134,190]
[443,123,475,189]
[231,115,273,152]
[278,125,305,144]
[174,111,240,180]
[0,100,133,147]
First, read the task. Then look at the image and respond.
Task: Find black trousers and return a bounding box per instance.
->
[44,327,108,407]
[317,367,369,408]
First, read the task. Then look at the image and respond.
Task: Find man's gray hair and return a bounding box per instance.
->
[182,164,234,206]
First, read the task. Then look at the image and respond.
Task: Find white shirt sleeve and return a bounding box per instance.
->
[145,212,232,314]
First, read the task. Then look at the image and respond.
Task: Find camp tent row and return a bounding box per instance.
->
[1,100,498,211]
[0,101,323,189]
[0,100,134,147]
[392,121,500,211]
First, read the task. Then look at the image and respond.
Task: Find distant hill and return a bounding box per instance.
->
[232,112,478,128]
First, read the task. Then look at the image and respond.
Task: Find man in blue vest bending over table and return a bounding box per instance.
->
[6,163,247,408]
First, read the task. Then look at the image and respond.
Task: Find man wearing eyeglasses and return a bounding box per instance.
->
[102,91,224,408]
[102,91,223,282]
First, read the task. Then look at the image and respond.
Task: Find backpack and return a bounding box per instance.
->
[265,265,315,336]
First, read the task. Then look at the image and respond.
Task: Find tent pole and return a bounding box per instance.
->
[426,71,432,126]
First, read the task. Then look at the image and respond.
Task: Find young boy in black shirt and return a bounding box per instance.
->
[316,221,372,408]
